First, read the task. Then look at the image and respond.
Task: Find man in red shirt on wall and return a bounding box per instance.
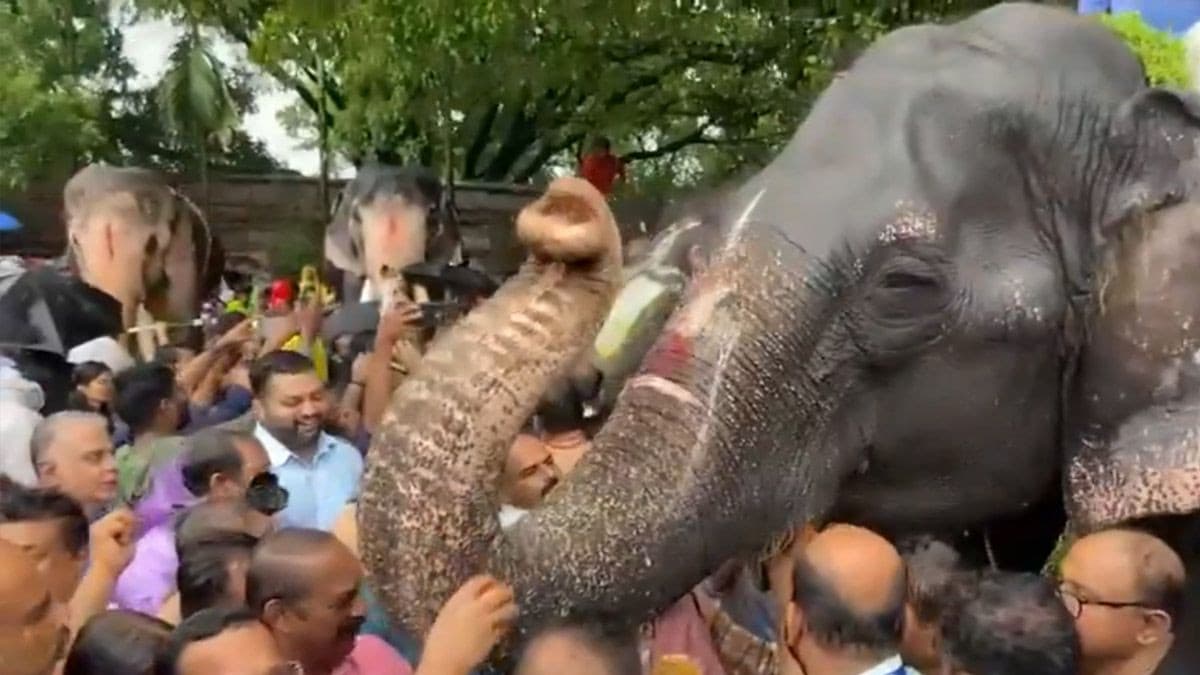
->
[578,136,626,197]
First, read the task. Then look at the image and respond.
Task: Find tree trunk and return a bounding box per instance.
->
[199,135,210,213]
[317,57,330,215]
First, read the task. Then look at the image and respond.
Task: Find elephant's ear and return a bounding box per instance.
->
[1108,87,1200,224]
[177,192,222,300]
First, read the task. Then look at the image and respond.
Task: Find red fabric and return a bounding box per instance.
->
[579,152,625,196]
[268,279,294,309]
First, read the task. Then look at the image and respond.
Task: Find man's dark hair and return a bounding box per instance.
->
[154,346,192,369]
[174,500,256,551]
[791,555,907,654]
[940,570,1079,675]
[114,363,177,434]
[63,609,172,675]
[897,535,965,625]
[177,531,259,620]
[0,475,89,554]
[154,606,262,675]
[250,350,316,398]
[245,528,337,614]
[591,136,612,151]
[181,429,247,497]
[537,385,587,436]
[516,619,642,675]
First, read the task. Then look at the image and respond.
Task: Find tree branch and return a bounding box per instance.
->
[621,125,712,162]
[478,88,543,180]
[511,132,587,182]
[619,128,786,163]
[463,103,500,178]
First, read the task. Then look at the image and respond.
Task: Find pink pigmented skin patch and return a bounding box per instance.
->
[642,331,693,379]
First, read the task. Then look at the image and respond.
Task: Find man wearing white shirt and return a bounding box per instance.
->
[780,525,919,675]
[250,351,362,531]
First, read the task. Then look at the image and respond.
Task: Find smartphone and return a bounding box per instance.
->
[418,301,461,328]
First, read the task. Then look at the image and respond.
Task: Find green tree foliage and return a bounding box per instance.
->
[1098,11,1192,88]
[0,1,115,188]
[0,0,280,191]
[151,0,996,190]
[156,18,242,195]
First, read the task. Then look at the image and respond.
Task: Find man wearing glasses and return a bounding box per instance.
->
[1057,529,1185,675]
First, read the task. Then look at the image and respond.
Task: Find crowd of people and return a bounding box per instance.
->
[0,250,1190,675]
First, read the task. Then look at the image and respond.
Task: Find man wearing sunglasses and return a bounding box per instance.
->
[113,428,288,615]
[1058,528,1185,675]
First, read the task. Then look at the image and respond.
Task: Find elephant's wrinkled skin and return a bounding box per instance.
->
[362,1,1200,648]
[324,164,460,302]
[64,164,224,329]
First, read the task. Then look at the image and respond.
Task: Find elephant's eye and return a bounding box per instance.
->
[880,270,940,290]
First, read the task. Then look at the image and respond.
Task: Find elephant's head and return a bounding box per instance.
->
[363,3,1200,635]
[324,164,459,301]
[63,164,222,329]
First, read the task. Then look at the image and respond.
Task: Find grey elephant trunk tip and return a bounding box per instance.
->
[516,177,622,267]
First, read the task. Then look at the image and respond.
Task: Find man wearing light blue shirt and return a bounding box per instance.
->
[250,350,363,530]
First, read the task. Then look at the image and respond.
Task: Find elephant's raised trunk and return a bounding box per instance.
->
[360,177,624,633]
[493,215,848,628]
[363,174,853,638]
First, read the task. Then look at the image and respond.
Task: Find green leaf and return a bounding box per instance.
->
[1097,12,1192,88]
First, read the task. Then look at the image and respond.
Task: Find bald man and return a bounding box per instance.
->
[1059,528,1185,675]
[516,621,642,675]
[247,528,411,675]
[0,539,70,675]
[781,524,917,675]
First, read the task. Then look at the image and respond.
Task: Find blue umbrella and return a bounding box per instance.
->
[0,211,22,232]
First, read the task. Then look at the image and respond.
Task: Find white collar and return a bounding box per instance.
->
[498,504,528,529]
[254,423,332,467]
[860,655,907,675]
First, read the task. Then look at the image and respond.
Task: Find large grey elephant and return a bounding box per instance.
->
[63,164,224,331]
[323,164,461,302]
[359,3,1200,669]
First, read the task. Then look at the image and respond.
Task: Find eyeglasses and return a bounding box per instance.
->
[1056,584,1158,619]
[266,661,304,675]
